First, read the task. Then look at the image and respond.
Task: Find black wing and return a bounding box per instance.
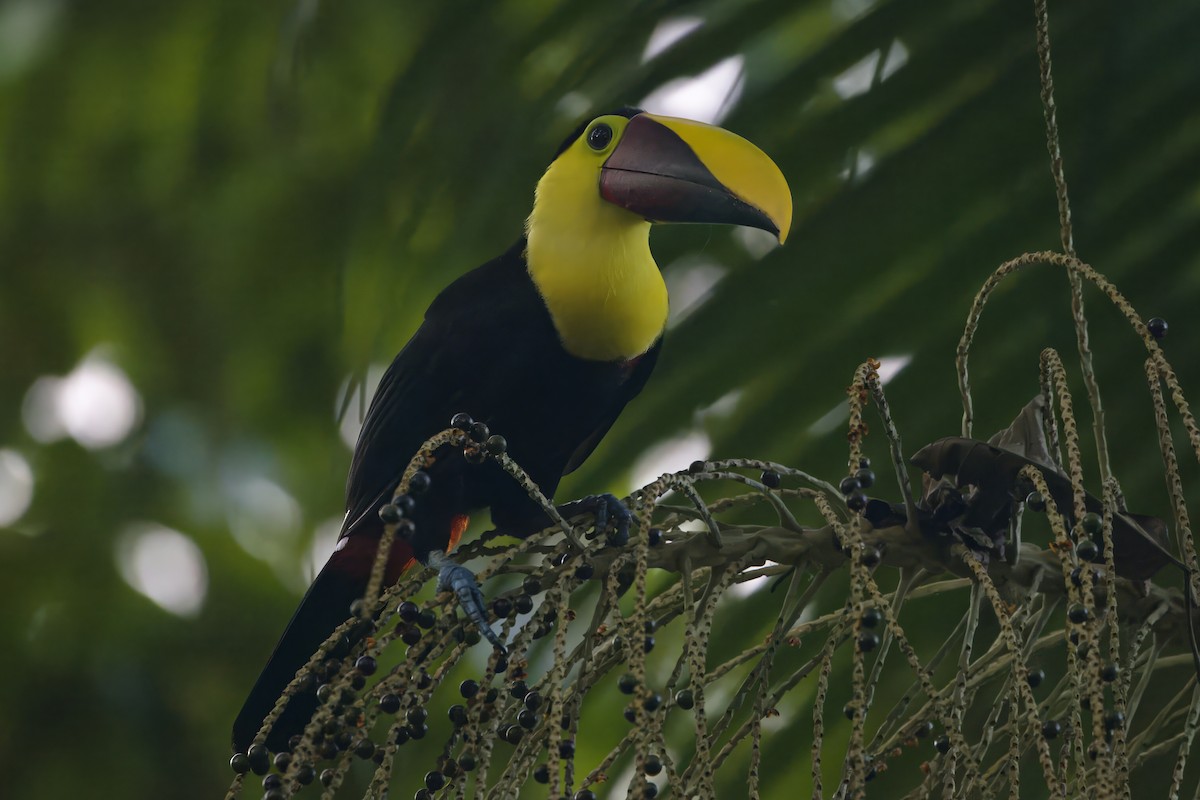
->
[341,240,538,536]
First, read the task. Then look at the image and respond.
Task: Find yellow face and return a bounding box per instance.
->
[525,111,793,362]
[526,114,667,362]
[540,110,792,244]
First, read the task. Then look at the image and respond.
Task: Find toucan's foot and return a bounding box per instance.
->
[562,493,633,547]
[428,551,506,653]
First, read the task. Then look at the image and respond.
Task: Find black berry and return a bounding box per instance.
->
[408,471,431,494]
[247,744,269,775]
[1076,539,1099,562]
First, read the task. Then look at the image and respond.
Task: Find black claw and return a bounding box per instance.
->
[558,493,635,547]
[603,493,633,547]
[588,493,631,546]
[437,563,506,653]
[594,496,609,536]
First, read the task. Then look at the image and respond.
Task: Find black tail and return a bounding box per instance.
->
[231,561,366,753]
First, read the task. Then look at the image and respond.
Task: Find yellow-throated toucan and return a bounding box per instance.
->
[233,108,791,754]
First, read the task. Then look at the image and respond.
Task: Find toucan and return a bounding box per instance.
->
[232,108,791,754]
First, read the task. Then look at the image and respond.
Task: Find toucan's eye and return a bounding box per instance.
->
[587,123,613,151]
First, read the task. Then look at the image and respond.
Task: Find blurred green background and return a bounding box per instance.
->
[2,0,1199,796]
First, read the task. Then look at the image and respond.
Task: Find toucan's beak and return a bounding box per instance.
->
[600,113,792,243]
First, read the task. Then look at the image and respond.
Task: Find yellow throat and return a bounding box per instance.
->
[525,139,668,363]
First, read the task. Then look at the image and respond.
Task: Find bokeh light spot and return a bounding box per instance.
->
[115,523,208,617]
[225,474,303,563]
[22,349,143,449]
[0,0,63,79]
[631,429,712,491]
[0,449,34,526]
[642,16,703,62]
[641,55,745,125]
[22,376,65,443]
